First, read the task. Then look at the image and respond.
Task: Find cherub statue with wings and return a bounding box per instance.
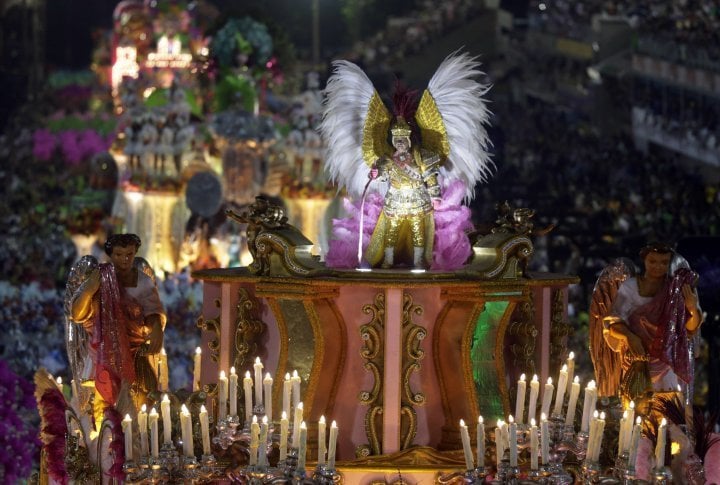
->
[321,51,492,270]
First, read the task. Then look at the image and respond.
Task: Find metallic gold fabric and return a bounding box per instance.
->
[415,90,450,162]
[364,147,439,267]
[362,92,393,167]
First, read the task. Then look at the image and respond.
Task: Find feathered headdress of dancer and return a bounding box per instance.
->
[320,50,493,200]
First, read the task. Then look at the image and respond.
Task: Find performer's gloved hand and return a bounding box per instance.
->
[432,198,442,210]
[369,168,379,179]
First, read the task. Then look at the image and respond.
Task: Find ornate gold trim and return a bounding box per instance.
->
[549,289,571,371]
[302,299,324,418]
[399,292,425,450]
[233,287,266,373]
[196,298,222,363]
[492,301,518,417]
[508,296,538,375]
[359,292,385,456]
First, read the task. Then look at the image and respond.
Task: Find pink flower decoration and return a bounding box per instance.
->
[58,130,82,166]
[32,129,57,161]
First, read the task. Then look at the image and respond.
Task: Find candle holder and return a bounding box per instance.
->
[621,465,637,485]
[581,461,601,483]
[491,458,510,484]
[148,456,171,483]
[313,463,341,484]
[283,447,299,476]
[545,415,572,485]
[527,466,551,483]
[561,430,588,462]
[651,466,672,485]
[613,450,629,479]
[123,459,149,483]
[179,455,202,481]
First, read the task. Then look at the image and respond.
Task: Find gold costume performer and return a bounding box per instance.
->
[320,52,493,270]
[365,117,441,268]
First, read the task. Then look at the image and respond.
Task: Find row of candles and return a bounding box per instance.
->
[121,356,342,472]
[456,351,670,472]
[120,399,342,471]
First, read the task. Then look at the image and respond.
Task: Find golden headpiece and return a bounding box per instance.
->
[390,116,412,137]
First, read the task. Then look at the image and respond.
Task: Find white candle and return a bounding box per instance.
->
[159,347,169,392]
[279,411,289,461]
[258,416,269,466]
[161,394,172,445]
[627,417,642,470]
[618,411,628,456]
[580,380,597,433]
[528,374,540,423]
[540,413,549,465]
[495,420,504,469]
[56,376,63,392]
[564,376,580,426]
[292,402,304,447]
[530,419,539,470]
[254,357,264,406]
[655,418,667,468]
[180,404,194,457]
[540,377,554,418]
[515,374,527,425]
[476,416,485,469]
[250,416,259,465]
[587,410,599,461]
[149,407,159,458]
[193,347,202,392]
[297,421,308,473]
[328,420,338,470]
[123,414,133,461]
[553,364,568,416]
[566,351,575,388]
[229,367,238,417]
[138,404,148,456]
[200,405,211,455]
[593,412,606,463]
[459,419,474,470]
[623,401,635,453]
[244,371,253,424]
[318,415,327,465]
[291,370,301,409]
[290,370,300,407]
[283,373,292,418]
[508,415,518,467]
[263,373,273,422]
[218,370,228,421]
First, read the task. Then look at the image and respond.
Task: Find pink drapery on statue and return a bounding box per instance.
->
[626,267,695,386]
[92,263,136,404]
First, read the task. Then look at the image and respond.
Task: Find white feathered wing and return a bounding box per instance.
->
[426,51,493,200]
[320,61,390,198]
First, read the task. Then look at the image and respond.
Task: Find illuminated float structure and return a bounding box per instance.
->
[192,197,576,483]
[190,52,578,482]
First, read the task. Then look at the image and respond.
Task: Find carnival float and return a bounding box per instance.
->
[23,1,720,484]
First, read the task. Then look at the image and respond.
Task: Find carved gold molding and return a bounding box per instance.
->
[233,287,266,372]
[400,292,426,450]
[549,289,571,371]
[359,292,385,456]
[196,298,222,363]
[508,296,537,375]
